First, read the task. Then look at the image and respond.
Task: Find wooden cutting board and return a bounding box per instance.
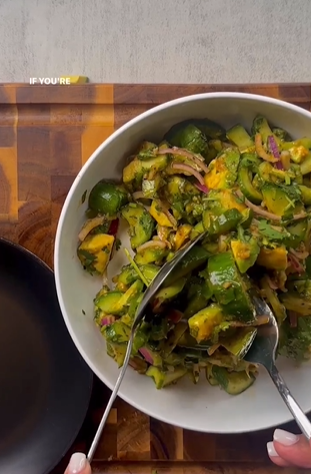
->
[0,83,310,474]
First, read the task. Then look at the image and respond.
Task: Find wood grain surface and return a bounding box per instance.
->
[0,83,310,474]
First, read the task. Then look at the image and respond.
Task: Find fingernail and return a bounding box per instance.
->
[68,453,86,474]
[267,441,279,457]
[274,429,299,446]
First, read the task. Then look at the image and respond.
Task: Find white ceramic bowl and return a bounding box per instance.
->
[54,93,311,433]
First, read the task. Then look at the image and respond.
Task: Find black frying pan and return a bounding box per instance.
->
[0,238,93,474]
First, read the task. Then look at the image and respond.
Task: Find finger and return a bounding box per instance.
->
[273,429,311,469]
[64,453,92,474]
[267,442,292,467]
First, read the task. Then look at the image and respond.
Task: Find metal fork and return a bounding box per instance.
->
[87,231,207,461]
[244,293,311,439]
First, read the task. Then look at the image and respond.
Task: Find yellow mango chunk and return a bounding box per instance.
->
[188,304,224,343]
[149,199,173,227]
[204,155,229,189]
[174,224,192,250]
[257,246,288,271]
[218,190,246,213]
[78,233,114,274]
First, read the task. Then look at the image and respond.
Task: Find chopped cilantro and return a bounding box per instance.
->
[257,220,289,241]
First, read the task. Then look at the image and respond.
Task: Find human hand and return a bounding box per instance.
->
[64,453,92,474]
[267,429,311,468]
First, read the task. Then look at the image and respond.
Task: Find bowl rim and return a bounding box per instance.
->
[54,91,311,433]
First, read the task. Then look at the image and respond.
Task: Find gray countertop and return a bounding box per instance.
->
[0,0,310,84]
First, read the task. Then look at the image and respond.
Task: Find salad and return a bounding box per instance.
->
[77,115,311,395]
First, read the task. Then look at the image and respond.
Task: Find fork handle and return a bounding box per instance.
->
[268,363,311,440]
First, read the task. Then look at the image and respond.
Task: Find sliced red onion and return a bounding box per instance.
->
[170,163,205,186]
[167,309,183,324]
[236,190,281,221]
[139,347,154,365]
[289,247,309,260]
[78,216,106,241]
[158,147,209,174]
[100,315,115,326]
[268,135,284,170]
[195,183,209,194]
[136,239,167,253]
[288,253,304,274]
[255,133,278,163]
[268,135,280,159]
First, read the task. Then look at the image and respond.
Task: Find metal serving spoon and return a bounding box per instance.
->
[244,293,311,439]
[87,231,207,461]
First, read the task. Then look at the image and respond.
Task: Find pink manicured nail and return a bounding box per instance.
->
[274,429,299,446]
[68,453,86,473]
[267,441,279,457]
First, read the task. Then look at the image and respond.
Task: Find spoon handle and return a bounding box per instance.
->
[87,333,134,462]
[268,363,311,440]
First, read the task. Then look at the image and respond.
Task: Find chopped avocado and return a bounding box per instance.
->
[132,324,150,354]
[285,219,308,248]
[146,365,188,389]
[88,180,129,216]
[207,189,246,214]
[207,252,255,322]
[278,315,311,360]
[281,138,311,151]
[190,221,205,240]
[123,155,168,189]
[108,343,127,367]
[122,203,155,249]
[104,321,130,344]
[230,236,260,274]
[205,365,219,386]
[162,321,188,358]
[112,279,144,314]
[113,264,158,291]
[136,141,158,159]
[165,246,209,286]
[261,183,302,217]
[184,277,213,318]
[95,290,124,315]
[226,124,254,151]
[203,208,242,236]
[220,327,257,359]
[149,199,174,227]
[300,153,311,175]
[211,366,256,395]
[251,115,274,144]
[77,233,115,275]
[142,174,162,198]
[152,278,187,312]
[260,277,287,324]
[288,146,309,164]
[256,246,288,271]
[204,147,240,190]
[238,155,262,204]
[299,185,311,205]
[188,304,225,343]
[272,127,292,142]
[135,245,169,265]
[279,293,311,316]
